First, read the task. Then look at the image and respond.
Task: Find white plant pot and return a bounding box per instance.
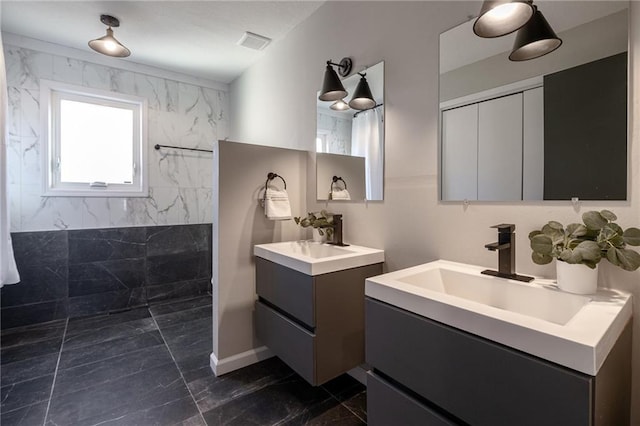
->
[556,261,599,294]
[312,228,327,243]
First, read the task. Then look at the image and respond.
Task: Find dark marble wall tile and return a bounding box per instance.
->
[146,279,210,303]
[146,224,211,257]
[69,227,146,263]
[1,300,68,330]
[1,401,48,426]
[147,252,211,286]
[10,231,68,266]
[1,261,68,307]
[68,259,145,297]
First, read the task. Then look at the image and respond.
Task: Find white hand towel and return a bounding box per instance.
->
[265,187,292,220]
[330,189,351,200]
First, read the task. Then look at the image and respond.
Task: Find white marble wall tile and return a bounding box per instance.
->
[6,136,22,185]
[21,185,83,231]
[164,79,179,113]
[8,184,21,231]
[108,68,136,95]
[20,89,40,138]
[121,197,156,227]
[82,62,111,90]
[135,74,163,110]
[3,47,53,89]
[52,56,84,84]
[151,187,184,225]
[7,86,21,137]
[21,137,41,186]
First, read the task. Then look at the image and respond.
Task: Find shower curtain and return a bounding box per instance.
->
[0,31,20,287]
[351,107,383,200]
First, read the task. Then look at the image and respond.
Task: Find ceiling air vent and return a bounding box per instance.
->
[237,31,272,51]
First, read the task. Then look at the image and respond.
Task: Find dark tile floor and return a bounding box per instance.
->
[1,295,367,425]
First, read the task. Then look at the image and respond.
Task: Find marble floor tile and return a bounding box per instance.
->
[342,390,367,423]
[58,330,164,370]
[0,319,66,348]
[0,400,48,426]
[0,353,59,387]
[53,344,174,396]
[286,401,366,426]
[153,304,212,329]
[201,375,335,426]
[46,363,191,425]
[62,317,157,350]
[321,374,366,402]
[0,335,63,365]
[65,306,151,336]
[158,316,212,363]
[0,374,54,413]
[149,294,211,317]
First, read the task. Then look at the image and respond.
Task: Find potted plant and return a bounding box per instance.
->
[529,210,640,294]
[294,210,335,242]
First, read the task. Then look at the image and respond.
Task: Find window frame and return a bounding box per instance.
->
[40,80,148,197]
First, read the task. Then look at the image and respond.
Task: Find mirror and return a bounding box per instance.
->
[439,2,628,201]
[316,61,384,200]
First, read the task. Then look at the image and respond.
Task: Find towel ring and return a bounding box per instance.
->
[331,176,347,190]
[263,172,287,204]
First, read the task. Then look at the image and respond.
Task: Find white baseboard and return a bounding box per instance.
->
[210,346,274,376]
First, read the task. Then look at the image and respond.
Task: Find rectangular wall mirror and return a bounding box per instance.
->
[316,61,384,201]
[439,1,628,202]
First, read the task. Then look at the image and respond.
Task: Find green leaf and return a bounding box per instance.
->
[573,240,601,262]
[530,234,553,255]
[528,230,542,240]
[600,210,617,221]
[606,247,640,271]
[548,221,564,231]
[531,252,552,265]
[583,211,607,230]
[623,228,640,246]
[566,223,587,238]
[541,224,564,244]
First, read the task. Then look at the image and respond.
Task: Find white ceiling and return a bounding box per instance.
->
[1,1,324,84]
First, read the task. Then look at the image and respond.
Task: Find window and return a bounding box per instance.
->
[41,80,148,197]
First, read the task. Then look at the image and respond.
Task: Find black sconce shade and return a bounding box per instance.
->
[509,6,562,61]
[348,73,376,110]
[319,58,352,102]
[473,0,534,38]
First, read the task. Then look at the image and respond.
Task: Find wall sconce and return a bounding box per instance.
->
[330,100,350,111]
[88,14,131,58]
[319,58,353,101]
[349,73,376,111]
[509,5,562,61]
[473,0,534,38]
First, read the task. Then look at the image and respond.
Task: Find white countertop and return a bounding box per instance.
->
[365,259,632,376]
[254,240,385,276]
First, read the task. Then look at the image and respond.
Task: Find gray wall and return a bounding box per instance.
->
[229,1,640,421]
[211,140,307,368]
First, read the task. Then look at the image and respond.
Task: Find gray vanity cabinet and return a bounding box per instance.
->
[366,297,631,426]
[255,256,382,386]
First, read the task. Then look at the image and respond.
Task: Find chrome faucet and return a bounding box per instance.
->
[482,224,533,283]
[327,214,349,247]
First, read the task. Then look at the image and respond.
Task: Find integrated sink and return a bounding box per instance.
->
[397,267,589,325]
[254,240,384,276]
[366,260,632,375]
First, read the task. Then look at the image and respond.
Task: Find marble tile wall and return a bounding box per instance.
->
[1,224,212,329]
[4,44,228,232]
[317,111,352,155]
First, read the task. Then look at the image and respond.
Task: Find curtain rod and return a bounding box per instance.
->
[154,144,213,153]
[353,103,384,117]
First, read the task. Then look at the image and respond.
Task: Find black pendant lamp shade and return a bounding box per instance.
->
[89,15,131,58]
[319,58,353,102]
[473,0,534,38]
[348,73,376,111]
[509,6,562,61]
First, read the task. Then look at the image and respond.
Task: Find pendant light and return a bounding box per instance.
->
[89,15,131,58]
[348,73,376,111]
[509,5,562,61]
[330,100,350,111]
[473,0,534,38]
[319,58,353,102]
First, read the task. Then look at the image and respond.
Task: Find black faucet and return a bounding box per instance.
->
[327,214,349,247]
[481,224,533,283]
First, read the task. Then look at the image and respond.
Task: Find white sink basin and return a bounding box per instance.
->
[366,260,632,376]
[254,240,384,276]
[397,268,589,326]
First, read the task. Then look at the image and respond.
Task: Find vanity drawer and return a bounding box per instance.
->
[365,297,592,426]
[255,257,315,327]
[368,372,457,426]
[255,300,315,384]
